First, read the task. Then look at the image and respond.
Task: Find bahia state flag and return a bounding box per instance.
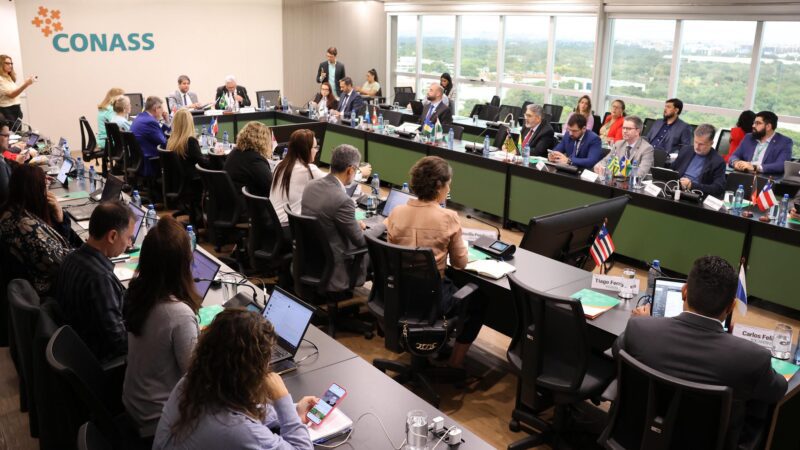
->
[754,181,778,212]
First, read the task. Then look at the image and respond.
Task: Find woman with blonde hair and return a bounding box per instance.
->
[166,109,205,223]
[223,121,274,197]
[97,87,125,148]
[0,55,35,122]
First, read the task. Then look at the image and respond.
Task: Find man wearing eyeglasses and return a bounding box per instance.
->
[0,121,35,163]
[728,111,792,176]
[594,115,654,176]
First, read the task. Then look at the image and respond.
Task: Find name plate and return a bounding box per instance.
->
[536,161,547,171]
[239,107,256,114]
[732,324,774,350]
[644,183,663,197]
[703,195,725,211]
[204,109,224,116]
[581,169,599,182]
[591,274,640,293]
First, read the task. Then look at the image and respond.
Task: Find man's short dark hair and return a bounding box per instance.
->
[567,113,587,129]
[327,47,338,56]
[756,111,778,130]
[89,200,136,239]
[666,98,684,115]
[686,256,738,318]
[177,75,191,84]
[341,77,353,87]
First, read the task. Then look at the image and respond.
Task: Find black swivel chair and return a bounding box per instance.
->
[125,93,144,116]
[380,109,404,127]
[80,116,106,174]
[365,235,478,407]
[543,104,564,123]
[122,131,147,196]
[78,421,114,450]
[8,279,42,437]
[593,114,602,134]
[490,95,501,107]
[599,350,733,450]
[499,105,523,124]
[156,147,191,221]
[506,274,616,450]
[716,129,733,161]
[242,187,292,289]
[196,165,249,269]
[104,122,126,177]
[726,172,769,201]
[443,124,464,141]
[468,104,484,119]
[653,148,668,168]
[394,91,415,107]
[493,124,511,149]
[286,209,373,339]
[479,104,501,121]
[642,118,656,137]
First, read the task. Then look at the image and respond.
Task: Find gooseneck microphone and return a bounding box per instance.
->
[465,214,501,240]
[193,277,259,304]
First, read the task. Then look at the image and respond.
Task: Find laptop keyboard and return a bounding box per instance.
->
[270,345,290,362]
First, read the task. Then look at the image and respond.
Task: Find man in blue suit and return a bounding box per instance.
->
[130,96,170,178]
[673,123,726,198]
[333,77,364,120]
[645,98,694,155]
[549,113,603,169]
[729,111,793,176]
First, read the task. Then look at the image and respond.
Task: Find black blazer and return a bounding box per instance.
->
[214,85,251,109]
[337,90,364,117]
[613,312,786,448]
[313,93,339,111]
[418,102,453,125]
[671,148,726,198]
[223,148,272,198]
[520,122,556,157]
[317,61,346,94]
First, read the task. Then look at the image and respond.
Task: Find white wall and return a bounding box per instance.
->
[14,0,283,146]
[1,1,28,119]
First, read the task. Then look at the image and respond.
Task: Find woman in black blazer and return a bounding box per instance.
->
[223,122,273,198]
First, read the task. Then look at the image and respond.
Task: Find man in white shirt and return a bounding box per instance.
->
[172,75,200,109]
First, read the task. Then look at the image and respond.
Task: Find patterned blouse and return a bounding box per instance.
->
[0,207,72,295]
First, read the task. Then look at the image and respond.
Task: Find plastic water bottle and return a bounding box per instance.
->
[364,109,371,129]
[647,260,661,293]
[88,165,96,191]
[222,131,229,149]
[260,96,266,111]
[448,128,455,150]
[282,96,288,112]
[794,344,800,366]
[378,114,384,134]
[401,182,410,193]
[371,173,380,196]
[131,190,141,207]
[522,144,531,166]
[75,156,83,180]
[350,111,357,128]
[629,161,640,189]
[778,194,789,226]
[733,184,745,214]
[145,204,157,231]
[187,225,197,250]
[482,135,491,158]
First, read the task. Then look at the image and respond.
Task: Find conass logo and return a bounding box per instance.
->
[31,6,155,53]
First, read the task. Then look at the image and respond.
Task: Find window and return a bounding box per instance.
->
[677,21,756,110]
[550,94,581,115]
[421,15,455,75]
[623,102,666,122]
[553,16,597,92]
[458,82,496,117]
[503,16,549,86]
[501,88,544,108]
[608,19,674,100]
[396,16,417,74]
[755,22,800,117]
[460,16,499,81]
[679,110,736,133]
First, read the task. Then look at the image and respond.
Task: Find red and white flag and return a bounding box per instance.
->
[755,182,778,211]
[590,224,615,267]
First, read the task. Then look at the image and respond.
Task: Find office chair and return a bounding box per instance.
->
[365,235,478,408]
[543,104,564,123]
[493,124,511,149]
[286,209,374,339]
[443,124,464,141]
[104,122,126,177]
[479,104,501,121]
[47,326,150,449]
[380,109,404,127]
[506,274,616,449]
[156,147,192,222]
[716,129,732,161]
[468,104,485,119]
[78,421,113,450]
[196,165,249,269]
[394,91,415,107]
[652,148,668,168]
[593,114,602,134]
[242,187,292,289]
[599,350,733,450]
[256,89,281,109]
[122,131,146,193]
[490,95,501,107]
[499,105,523,125]
[80,116,106,174]
[8,279,42,437]
[125,93,144,116]
[642,118,656,137]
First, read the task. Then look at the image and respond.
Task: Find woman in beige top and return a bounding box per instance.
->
[355,69,381,97]
[385,156,485,368]
[0,55,35,122]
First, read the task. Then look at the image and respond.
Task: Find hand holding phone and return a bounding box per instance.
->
[306,383,346,426]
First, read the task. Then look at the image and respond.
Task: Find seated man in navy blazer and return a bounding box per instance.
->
[130,96,170,178]
[729,110,793,176]
[417,83,453,126]
[645,98,694,155]
[673,123,726,198]
[614,255,787,449]
[548,113,603,169]
[333,77,364,119]
[214,75,251,110]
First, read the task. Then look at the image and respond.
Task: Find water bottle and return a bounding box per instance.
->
[448,128,455,150]
[222,131,229,149]
[647,260,661,293]
[778,194,789,226]
[88,165,96,191]
[733,184,745,214]
[145,204,157,231]
[187,225,197,250]
[794,344,800,366]
[259,96,266,111]
[200,126,208,148]
[629,161,640,189]
[76,157,84,179]
[401,182,410,193]
[522,144,531,166]
[365,195,376,216]
[482,135,491,158]
[131,190,141,207]
[350,111,356,128]
[282,96,288,112]
[371,173,380,196]
[378,114,384,134]
[364,109,371,129]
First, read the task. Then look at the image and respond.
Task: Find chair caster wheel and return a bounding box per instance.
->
[364,331,374,340]
[509,419,521,432]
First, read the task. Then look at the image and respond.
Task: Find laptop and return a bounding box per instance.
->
[63,175,124,221]
[782,161,800,185]
[262,286,316,374]
[364,188,416,225]
[124,203,146,253]
[191,249,222,300]
[650,277,732,331]
[651,167,681,183]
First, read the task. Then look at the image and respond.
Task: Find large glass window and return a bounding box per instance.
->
[623,102,666,122]
[553,16,597,92]
[461,16,499,81]
[501,88,544,108]
[503,16,549,86]
[458,82,497,117]
[608,19,674,100]
[421,15,455,75]
[396,16,417,74]
[677,21,756,109]
[755,22,800,117]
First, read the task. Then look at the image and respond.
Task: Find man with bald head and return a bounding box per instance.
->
[214,75,251,109]
[418,83,453,125]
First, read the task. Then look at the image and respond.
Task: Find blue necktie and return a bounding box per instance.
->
[426,104,436,122]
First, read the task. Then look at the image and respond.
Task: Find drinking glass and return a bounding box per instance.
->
[406,410,428,450]
[772,323,793,360]
[619,268,636,300]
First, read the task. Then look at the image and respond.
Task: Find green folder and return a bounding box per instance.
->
[723,200,752,209]
[355,210,367,221]
[198,305,225,328]
[468,246,492,262]
[771,358,800,379]
[58,190,90,200]
[570,289,620,308]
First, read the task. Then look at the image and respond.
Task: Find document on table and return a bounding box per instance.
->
[464,259,515,279]
[570,288,620,319]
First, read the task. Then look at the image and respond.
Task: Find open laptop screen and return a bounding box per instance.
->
[381,189,416,217]
[56,158,73,185]
[262,287,314,352]
[128,203,146,243]
[651,278,685,318]
[191,250,221,299]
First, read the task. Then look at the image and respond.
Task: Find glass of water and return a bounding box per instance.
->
[772,323,793,360]
[221,274,238,302]
[619,268,636,299]
[393,102,400,111]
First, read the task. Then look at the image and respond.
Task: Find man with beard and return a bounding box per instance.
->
[728,111,792,175]
[644,98,694,155]
[418,83,453,125]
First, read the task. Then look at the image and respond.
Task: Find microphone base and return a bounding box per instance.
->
[222,291,260,310]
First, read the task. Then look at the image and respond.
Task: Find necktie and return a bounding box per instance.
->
[183,93,188,106]
[523,129,534,148]
[426,104,436,122]
[340,93,349,112]
[575,137,583,157]
[626,145,632,159]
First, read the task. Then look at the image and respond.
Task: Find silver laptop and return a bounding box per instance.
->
[262,287,316,374]
[783,161,800,185]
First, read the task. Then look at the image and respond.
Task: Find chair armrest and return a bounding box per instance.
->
[452,282,478,302]
[601,379,618,403]
[101,354,127,372]
[343,247,368,258]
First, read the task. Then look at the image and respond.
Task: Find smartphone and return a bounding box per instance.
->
[306,383,347,426]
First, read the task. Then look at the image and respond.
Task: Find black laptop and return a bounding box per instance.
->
[651,167,681,183]
[261,287,316,374]
[63,175,124,221]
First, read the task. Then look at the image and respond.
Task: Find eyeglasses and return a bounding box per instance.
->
[0,133,10,137]
[2,61,12,66]
[621,127,637,131]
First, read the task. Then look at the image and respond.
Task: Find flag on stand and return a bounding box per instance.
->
[422,117,433,135]
[434,118,443,143]
[210,117,218,136]
[372,106,379,126]
[217,95,227,111]
[754,180,778,211]
[618,155,632,177]
[607,156,620,176]
[590,223,615,269]
[736,261,748,315]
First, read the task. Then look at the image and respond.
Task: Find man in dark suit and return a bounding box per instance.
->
[613,255,787,448]
[417,83,453,126]
[301,144,384,292]
[644,98,694,155]
[316,47,346,96]
[549,113,603,169]
[334,77,364,119]
[214,75,251,110]
[672,123,726,198]
[729,111,793,175]
[130,96,170,177]
[519,103,555,157]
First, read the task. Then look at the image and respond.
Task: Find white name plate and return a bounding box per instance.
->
[644,183,662,197]
[732,324,774,350]
[536,161,547,171]
[703,195,725,211]
[581,169,599,182]
[591,274,640,293]
[204,109,224,116]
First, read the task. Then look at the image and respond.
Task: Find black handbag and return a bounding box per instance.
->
[401,317,449,357]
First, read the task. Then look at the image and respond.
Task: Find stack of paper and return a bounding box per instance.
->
[307,408,353,444]
[465,259,516,279]
[571,288,620,319]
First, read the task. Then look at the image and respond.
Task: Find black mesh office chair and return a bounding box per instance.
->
[499,105,523,124]
[365,235,477,407]
[156,147,191,220]
[125,93,144,116]
[394,91,415,107]
[104,122,126,177]
[479,105,501,121]
[8,279,42,437]
[443,124,464,141]
[725,172,768,201]
[593,114,602,134]
[506,274,616,449]
[653,148,668,168]
[196,165,248,269]
[122,131,144,190]
[543,104,564,122]
[599,350,733,450]
[490,95,501,107]
[242,187,292,289]
[642,118,656,137]
[716,129,733,161]
[286,209,373,339]
[80,116,105,173]
[468,104,484,119]
[78,421,113,450]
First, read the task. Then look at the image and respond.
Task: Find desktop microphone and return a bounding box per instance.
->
[193,277,260,305]
[465,127,493,153]
[465,214,501,240]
